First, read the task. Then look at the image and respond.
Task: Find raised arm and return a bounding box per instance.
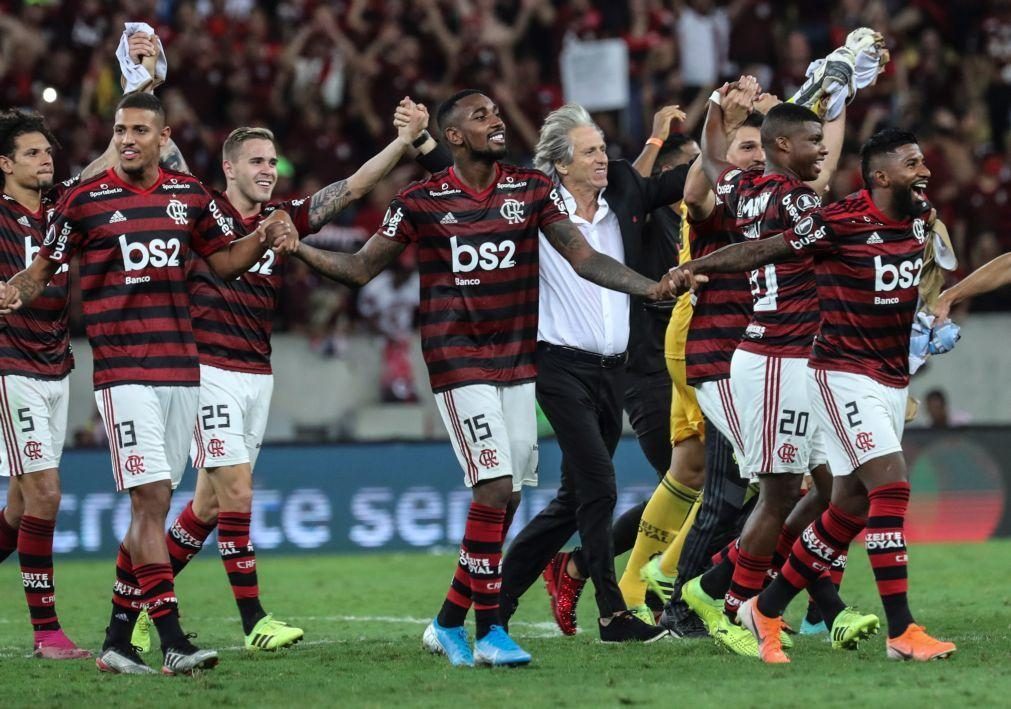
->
[542,219,691,299]
[701,78,758,185]
[308,103,427,231]
[683,155,716,221]
[933,252,1011,321]
[0,257,61,314]
[685,234,793,276]
[633,104,686,178]
[293,232,406,288]
[806,106,846,195]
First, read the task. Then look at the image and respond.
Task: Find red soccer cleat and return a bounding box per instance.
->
[33,629,92,660]
[543,551,586,636]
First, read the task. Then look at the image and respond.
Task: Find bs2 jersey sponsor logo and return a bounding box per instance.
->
[450,236,516,285]
[119,235,182,284]
[874,255,922,294]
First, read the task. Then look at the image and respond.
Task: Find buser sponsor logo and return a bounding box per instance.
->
[382,206,405,237]
[24,236,68,274]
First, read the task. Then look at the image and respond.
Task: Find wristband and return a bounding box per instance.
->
[646,137,664,148]
[411,131,431,149]
[709,90,722,105]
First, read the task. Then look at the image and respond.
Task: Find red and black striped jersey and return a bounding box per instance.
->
[188,190,312,374]
[716,166,822,357]
[684,198,753,386]
[40,168,233,389]
[0,177,78,379]
[381,163,568,392]
[784,190,927,387]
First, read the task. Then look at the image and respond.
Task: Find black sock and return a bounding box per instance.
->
[237,598,267,635]
[104,605,139,649]
[611,501,647,556]
[474,608,498,639]
[153,610,186,651]
[757,574,802,619]
[883,594,915,638]
[437,598,469,628]
[804,598,824,625]
[807,575,846,628]
[699,555,734,600]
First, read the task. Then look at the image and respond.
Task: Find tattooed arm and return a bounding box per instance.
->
[308,104,427,231]
[0,257,59,314]
[293,233,406,287]
[542,219,691,300]
[685,234,792,276]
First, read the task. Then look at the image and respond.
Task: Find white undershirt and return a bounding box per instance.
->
[537,184,629,355]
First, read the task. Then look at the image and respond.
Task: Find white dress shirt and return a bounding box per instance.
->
[538,184,629,355]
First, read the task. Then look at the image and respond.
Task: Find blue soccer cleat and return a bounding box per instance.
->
[800,618,828,636]
[473,626,531,667]
[422,620,474,667]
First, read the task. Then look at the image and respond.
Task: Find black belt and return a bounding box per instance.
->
[538,342,628,369]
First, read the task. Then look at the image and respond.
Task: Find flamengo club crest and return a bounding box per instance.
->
[499,199,525,225]
[478,449,499,468]
[166,199,189,226]
[777,442,798,464]
[23,440,43,460]
[208,438,225,457]
[124,454,146,475]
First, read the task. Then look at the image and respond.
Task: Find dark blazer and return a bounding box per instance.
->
[416,145,688,367]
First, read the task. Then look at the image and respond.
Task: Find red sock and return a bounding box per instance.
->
[166,501,216,576]
[133,563,178,620]
[829,544,850,588]
[724,549,772,618]
[780,504,864,592]
[112,544,143,614]
[866,482,914,637]
[0,507,17,563]
[217,512,258,600]
[18,516,58,631]
[463,503,505,639]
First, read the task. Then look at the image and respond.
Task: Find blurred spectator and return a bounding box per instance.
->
[2,0,1011,333]
[923,389,972,428]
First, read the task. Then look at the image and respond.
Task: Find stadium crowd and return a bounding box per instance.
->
[3,0,1011,337]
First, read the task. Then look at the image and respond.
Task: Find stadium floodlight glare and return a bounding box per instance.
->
[42,87,58,103]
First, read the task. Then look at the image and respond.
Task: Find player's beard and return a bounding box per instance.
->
[894,184,926,219]
[468,140,506,163]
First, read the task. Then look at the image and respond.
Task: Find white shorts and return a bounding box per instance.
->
[96,385,199,492]
[730,350,827,477]
[190,364,273,471]
[0,375,69,476]
[436,382,538,492]
[808,368,907,477]
[694,378,747,468]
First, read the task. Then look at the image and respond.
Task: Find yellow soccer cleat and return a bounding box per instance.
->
[131,609,152,654]
[245,614,304,652]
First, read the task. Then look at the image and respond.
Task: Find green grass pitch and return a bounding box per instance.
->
[0,541,1008,708]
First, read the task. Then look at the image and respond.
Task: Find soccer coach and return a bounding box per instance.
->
[500,105,689,642]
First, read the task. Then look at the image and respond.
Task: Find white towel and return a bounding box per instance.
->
[117,22,167,93]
